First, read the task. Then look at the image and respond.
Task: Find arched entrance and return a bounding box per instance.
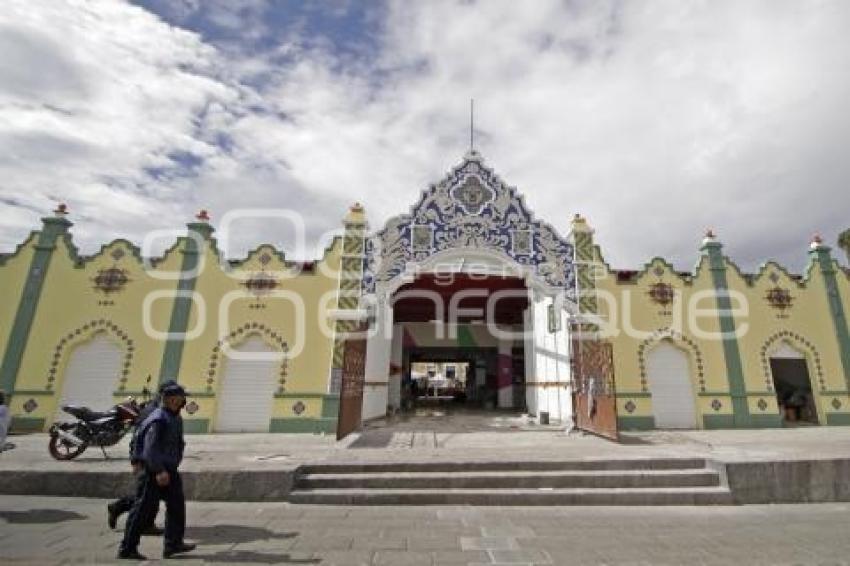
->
[768,341,819,425]
[214,335,279,432]
[645,340,697,429]
[391,272,529,416]
[55,332,123,422]
[351,151,579,433]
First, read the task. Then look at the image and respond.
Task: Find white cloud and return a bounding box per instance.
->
[1,0,849,272]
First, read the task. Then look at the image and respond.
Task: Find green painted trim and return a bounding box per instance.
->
[821,390,850,396]
[269,417,336,434]
[0,217,71,396]
[617,416,655,430]
[10,416,46,433]
[749,413,783,428]
[159,230,204,384]
[698,392,781,398]
[182,418,209,434]
[274,392,330,399]
[321,395,340,419]
[12,390,55,396]
[826,413,850,426]
[702,242,750,427]
[812,248,850,391]
[702,414,736,429]
[457,325,476,348]
[186,391,216,398]
[616,392,652,398]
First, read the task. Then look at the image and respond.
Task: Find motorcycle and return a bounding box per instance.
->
[48,391,153,461]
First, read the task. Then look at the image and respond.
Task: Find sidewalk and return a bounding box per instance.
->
[4,424,850,471]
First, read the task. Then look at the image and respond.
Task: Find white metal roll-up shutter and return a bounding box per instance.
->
[646,342,697,429]
[214,336,277,433]
[56,335,123,422]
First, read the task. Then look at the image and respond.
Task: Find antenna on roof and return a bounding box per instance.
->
[469,98,475,152]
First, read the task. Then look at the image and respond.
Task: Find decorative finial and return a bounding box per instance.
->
[196,209,210,222]
[350,202,364,213]
[810,232,824,249]
[54,203,68,217]
[705,228,715,239]
[702,228,718,246]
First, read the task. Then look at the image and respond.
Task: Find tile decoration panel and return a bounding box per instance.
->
[362,153,575,293]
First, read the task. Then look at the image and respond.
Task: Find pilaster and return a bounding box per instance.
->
[0,205,72,397]
[700,230,751,427]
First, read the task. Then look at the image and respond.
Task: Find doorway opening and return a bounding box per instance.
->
[770,345,819,425]
[390,273,529,421]
[403,346,527,415]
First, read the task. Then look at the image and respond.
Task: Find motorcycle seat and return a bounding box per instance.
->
[62,405,115,422]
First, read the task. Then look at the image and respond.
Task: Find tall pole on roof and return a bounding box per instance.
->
[470,98,474,152]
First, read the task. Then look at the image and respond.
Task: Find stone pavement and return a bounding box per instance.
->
[2,495,850,565]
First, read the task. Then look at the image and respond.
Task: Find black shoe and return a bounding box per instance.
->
[141,525,164,536]
[107,503,119,530]
[163,542,196,558]
[117,548,147,560]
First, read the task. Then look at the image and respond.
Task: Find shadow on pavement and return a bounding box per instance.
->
[191,551,320,564]
[348,430,393,449]
[0,509,87,524]
[186,525,297,545]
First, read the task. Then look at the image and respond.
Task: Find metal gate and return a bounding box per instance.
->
[336,323,367,440]
[572,336,618,441]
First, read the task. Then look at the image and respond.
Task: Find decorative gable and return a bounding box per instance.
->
[362,152,575,293]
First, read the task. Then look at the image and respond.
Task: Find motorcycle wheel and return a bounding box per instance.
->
[48,434,88,460]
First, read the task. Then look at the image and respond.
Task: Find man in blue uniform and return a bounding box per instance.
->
[118,382,196,560]
[107,380,174,532]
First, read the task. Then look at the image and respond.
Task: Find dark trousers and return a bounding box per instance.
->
[112,485,157,529]
[120,469,185,552]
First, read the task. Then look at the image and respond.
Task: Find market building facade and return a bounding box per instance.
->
[2,151,850,436]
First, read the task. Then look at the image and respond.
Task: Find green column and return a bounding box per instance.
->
[838,229,850,265]
[810,240,850,391]
[701,235,751,427]
[158,221,212,384]
[0,211,72,397]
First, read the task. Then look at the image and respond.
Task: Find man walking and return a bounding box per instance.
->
[107,380,173,532]
[118,382,195,560]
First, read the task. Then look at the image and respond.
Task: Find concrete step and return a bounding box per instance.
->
[297,457,708,475]
[297,469,721,490]
[288,486,734,505]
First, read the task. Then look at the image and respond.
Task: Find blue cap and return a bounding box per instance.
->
[160,382,187,398]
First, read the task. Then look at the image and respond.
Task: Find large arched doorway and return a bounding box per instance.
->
[391,273,529,417]
[214,335,278,432]
[55,333,123,422]
[348,151,579,435]
[645,340,697,429]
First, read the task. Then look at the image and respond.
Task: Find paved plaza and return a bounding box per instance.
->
[2,495,850,565]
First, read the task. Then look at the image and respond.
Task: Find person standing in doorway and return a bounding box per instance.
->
[0,390,10,452]
[118,382,195,560]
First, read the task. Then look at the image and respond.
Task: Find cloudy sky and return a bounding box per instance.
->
[1,0,848,272]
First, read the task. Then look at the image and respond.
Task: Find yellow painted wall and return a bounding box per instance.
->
[13,238,182,426]
[726,257,847,424]
[596,254,731,427]
[0,234,37,364]
[176,238,342,430]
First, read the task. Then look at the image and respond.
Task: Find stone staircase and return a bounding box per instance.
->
[288,458,733,505]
